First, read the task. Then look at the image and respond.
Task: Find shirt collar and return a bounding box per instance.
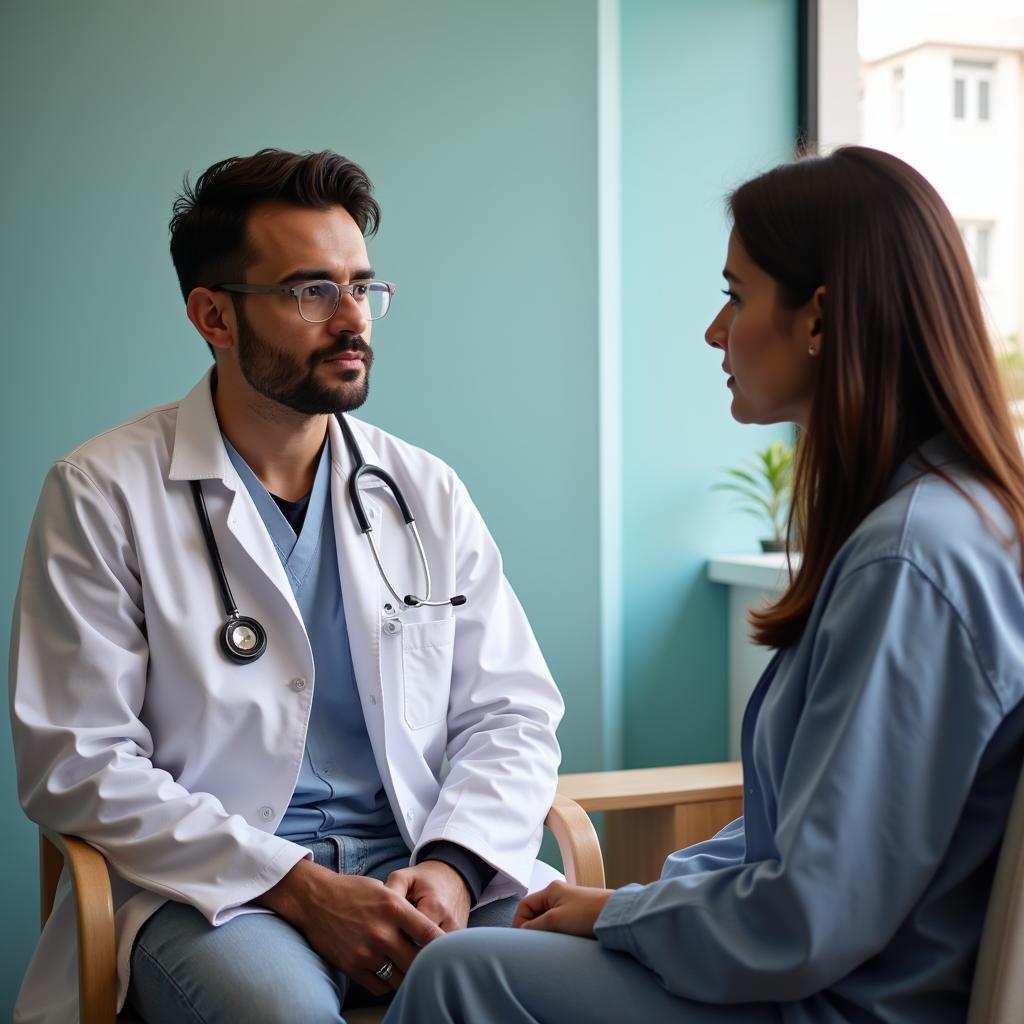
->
[883,432,963,499]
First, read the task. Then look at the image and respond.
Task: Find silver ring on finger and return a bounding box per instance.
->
[375,961,395,981]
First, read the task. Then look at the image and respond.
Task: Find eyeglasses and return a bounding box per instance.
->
[216,279,396,323]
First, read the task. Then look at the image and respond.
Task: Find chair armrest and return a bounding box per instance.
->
[544,793,605,888]
[41,832,117,1024]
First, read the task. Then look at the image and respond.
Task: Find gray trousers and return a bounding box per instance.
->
[382,926,781,1024]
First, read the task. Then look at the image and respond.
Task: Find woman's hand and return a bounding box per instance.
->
[513,881,613,938]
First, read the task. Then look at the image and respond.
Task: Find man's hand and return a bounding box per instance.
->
[385,860,472,933]
[513,881,613,938]
[257,859,444,994]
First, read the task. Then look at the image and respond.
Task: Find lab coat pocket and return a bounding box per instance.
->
[401,617,456,729]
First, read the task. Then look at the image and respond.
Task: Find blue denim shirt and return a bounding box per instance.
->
[596,437,1024,1022]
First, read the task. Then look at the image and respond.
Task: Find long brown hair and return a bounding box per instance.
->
[731,146,1024,649]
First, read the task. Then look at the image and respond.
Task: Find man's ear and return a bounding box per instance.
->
[186,288,236,354]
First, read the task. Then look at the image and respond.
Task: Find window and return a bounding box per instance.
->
[976,225,992,278]
[953,59,995,123]
[978,77,991,120]
[953,76,966,119]
[892,65,904,129]
[960,222,995,280]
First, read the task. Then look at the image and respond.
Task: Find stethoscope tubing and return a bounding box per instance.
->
[191,479,268,663]
[192,414,466,666]
[339,416,465,609]
[190,479,240,619]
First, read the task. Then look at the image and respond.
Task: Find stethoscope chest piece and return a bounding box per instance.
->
[220,614,268,664]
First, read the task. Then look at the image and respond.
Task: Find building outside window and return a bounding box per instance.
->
[856,0,1024,415]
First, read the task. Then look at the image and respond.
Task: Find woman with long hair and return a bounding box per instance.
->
[384,146,1024,1023]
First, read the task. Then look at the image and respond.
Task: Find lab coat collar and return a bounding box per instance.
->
[168,368,235,483]
[327,413,390,492]
[168,367,388,490]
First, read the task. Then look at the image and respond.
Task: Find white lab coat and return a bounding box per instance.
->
[9,369,564,1023]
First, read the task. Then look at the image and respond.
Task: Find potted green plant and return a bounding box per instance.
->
[714,440,795,553]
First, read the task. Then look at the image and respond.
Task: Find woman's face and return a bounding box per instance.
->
[705,230,822,429]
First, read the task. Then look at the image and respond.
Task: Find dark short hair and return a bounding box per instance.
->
[169,148,381,301]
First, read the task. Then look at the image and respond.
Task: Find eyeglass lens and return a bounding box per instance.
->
[298,281,391,322]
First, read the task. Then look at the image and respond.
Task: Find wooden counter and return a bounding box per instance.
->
[557,762,743,887]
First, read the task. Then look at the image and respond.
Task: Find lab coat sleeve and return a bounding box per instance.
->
[9,461,308,924]
[412,475,564,892]
[594,555,1007,1001]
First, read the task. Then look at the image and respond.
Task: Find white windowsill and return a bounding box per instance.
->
[707,553,799,593]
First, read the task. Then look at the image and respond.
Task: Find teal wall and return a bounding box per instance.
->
[1,0,794,1013]
[619,0,796,768]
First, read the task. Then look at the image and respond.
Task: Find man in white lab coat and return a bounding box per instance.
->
[9,148,563,1023]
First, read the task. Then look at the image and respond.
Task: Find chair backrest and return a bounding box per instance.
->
[967,760,1024,1023]
[39,831,64,927]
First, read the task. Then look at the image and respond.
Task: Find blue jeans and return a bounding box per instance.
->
[127,834,517,1024]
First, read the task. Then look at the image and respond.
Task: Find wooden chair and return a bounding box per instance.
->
[39,794,603,1024]
[966,758,1024,1024]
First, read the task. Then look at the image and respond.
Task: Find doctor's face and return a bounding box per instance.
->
[231,203,375,415]
[704,230,818,429]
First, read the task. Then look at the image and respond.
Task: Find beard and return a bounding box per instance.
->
[235,307,374,415]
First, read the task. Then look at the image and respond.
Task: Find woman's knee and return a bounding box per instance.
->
[402,928,498,993]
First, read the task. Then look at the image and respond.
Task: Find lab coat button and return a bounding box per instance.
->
[405,811,414,822]
[370,695,377,705]
[290,677,306,692]
[383,620,401,636]
[258,805,275,821]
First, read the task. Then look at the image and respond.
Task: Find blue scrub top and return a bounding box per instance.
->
[224,435,399,841]
[595,436,1024,1022]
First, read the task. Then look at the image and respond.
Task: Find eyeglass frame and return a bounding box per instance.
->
[215,278,397,323]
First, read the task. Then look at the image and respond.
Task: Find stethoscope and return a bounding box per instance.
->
[190,414,465,665]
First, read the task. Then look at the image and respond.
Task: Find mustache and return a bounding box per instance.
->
[314,336,373,364]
